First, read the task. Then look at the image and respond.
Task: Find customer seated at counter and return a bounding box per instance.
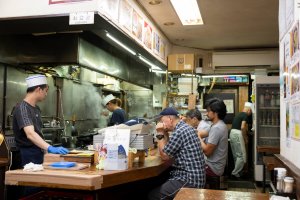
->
[148,107,206,200]
[102,94,127,126]
[199,98,228,178]
[185,109,211,140]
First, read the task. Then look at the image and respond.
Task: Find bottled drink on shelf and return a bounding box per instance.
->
[272,111,277,125]
[259,93,265,107]
[260,110,265,124]
[267,110,272,125]
[275,91,280,107]
[270,91,275,107]
[264,90,271,107]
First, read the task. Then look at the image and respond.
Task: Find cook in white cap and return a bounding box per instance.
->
[102,94,127,126]
[12,74,69,167]
[229,101,253,179]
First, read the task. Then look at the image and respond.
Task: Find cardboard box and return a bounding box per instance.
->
[168,54,195,71]
[98,123,153,135]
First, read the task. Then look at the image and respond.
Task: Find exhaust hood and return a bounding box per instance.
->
[0,33,159,88]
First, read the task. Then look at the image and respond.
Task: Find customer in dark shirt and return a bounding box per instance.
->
[148,107,206,200]
[102,94,127,126]
[230,102,252,178]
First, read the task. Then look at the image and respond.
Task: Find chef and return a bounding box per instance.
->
[13,74,69,167]
[102,94,127,126]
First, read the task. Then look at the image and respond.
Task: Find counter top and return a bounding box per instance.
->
[257,145,280,154]
[5,155,171,191]
[174,188,269,200]
[0,158,9,167]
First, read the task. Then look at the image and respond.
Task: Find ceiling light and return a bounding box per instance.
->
[163,22,175,26]
[202,75,248,78]
[106,33,136,55]
[149,0,162,5]
[170,0,203,26]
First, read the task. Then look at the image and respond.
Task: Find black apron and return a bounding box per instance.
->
[20,145,44,166]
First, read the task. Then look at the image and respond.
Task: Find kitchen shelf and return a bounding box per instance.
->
[167,94,190,97]
[259,107,280,109]
[42,127,64,132]
[259,125,280,128]
[101,88,121,94]
[259,137,280,139]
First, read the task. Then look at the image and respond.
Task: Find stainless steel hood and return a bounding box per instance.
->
[0,33,160,88]
[0,14,166,88]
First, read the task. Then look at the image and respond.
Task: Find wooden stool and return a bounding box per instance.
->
[128,150,145,168]
[205,176,221,190]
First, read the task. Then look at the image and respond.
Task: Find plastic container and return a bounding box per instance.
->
[276,176,284,192]
[50,161,76,168]
[283,177,294,193]
[275,168,287,192]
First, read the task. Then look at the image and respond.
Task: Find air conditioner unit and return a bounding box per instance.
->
[212,50,279,69]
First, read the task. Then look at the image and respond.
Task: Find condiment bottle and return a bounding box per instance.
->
[283,177,294,193]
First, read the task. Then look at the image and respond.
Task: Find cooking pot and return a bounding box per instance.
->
[76,131,97,148]
[61,136,76,148]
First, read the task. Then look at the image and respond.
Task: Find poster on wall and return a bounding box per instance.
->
[132,10,143,42]
[284,34,291,99]
[285,102,292,147]
[153,32,160,55]
[290,21,299,62]
[290,62,300,98]
[223,99,234,114]
[159,39,166,60]
[98,0,119,21]
[285,0,295,29]
[143,21,152,50]
[291,101,300,140]
[119,0,132,32]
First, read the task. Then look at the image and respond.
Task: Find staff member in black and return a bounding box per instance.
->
[13,74,69,167]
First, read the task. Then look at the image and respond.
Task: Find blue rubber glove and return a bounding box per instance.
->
[47,146,69,155]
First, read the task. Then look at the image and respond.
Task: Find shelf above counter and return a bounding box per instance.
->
[259,137,280,139]
[259,125,280,128]
[42,127,64,132]
[259,106,280,109]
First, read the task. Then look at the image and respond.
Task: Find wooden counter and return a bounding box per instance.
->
[174,188,269,200]
[257,145,280,154]
[5,155,171,191]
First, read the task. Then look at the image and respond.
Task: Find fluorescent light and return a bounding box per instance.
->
[170,0,203,26]
[138,55,161,70]
[106,33,136,55]
[152,69,167,74]
[182,73,194,77]
[202,75,248,78]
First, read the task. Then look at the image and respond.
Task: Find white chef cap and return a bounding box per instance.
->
[244,102,253,109]
[102,94,116,106]
[26,75,47,88]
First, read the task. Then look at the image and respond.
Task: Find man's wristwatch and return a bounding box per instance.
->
[156,134,164,140]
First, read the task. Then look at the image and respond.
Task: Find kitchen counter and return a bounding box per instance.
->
[5,155,171,191]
